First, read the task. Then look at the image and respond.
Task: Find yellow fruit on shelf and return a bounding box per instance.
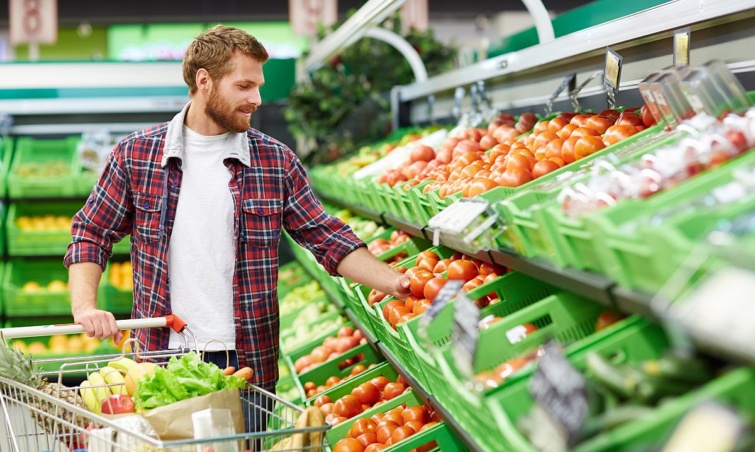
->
[21,281,42,293]
[27,342,47,355]
[47,280,67,292]
[12,341,28,354]
[66,336,83,353]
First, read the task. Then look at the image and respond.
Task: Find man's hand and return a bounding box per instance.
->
[74,308,122,342]
[390,274,411,301]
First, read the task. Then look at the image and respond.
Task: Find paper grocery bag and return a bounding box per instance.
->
[141,388,244,440]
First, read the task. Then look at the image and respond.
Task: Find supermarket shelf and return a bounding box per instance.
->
[612,286,658,320]
[383,213,427,240]
[488,249,616,308]
[342,308,378,346]
[318,193,385,225]
[377,342,485,452]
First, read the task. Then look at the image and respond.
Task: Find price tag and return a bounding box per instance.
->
[674,27,691,66]
[545,73,576,116]
[668,266,755,362]
[529,341,589,448]
[603,47,623,109]
[451,290,480,378]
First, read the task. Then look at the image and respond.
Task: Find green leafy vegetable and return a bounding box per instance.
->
[134,352,247,411]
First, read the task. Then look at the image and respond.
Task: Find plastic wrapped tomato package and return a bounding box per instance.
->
[558,109,755,217]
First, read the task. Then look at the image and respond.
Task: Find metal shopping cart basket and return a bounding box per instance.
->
[0,316,330,452]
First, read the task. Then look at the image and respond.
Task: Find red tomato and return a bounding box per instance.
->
[640,104,657,127]
[505,153,533,171]
[585,115,615,135]
[364,444,387,452]
[391,426,416,443]
[532,131,558,150]
[533,119,550,134]
[413,300,430,315]
[615,110,643,127]
[423,277,447,302]
[446,260,479,282]
[569,114,593,127]
[367,289,388,306]
[383,382,406,401]
[350,363,368,377]
[314,395,332,407]
[333,395,363,419]
[416,258,438,272]
[370,376,390,392]
[402,405,430,424]
[350,418,378,438]
[462,276,485,293]
[543,138,564,160]
[561,136,579,164]
[382,300,404,320]
[574,136,606,160]
[532,159,561,179]
[375,421,400,444]
[410,145,435,163]
[556,123,578,140]
[356,432,378,448]
[570,127,600,139]
[388,307,411,327]
[547,116,568,133]
[415,250,440,267]
[334,438,366,452]
[602,125,638,146]
[433,258,452,274]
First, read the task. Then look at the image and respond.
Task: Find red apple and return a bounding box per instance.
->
[101,394,135,415]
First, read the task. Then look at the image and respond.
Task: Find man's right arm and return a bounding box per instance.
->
[70,262,120,340]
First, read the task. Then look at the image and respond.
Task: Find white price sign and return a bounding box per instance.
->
[9,0,58,45]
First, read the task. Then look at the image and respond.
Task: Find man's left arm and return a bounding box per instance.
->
[336,247,411,300]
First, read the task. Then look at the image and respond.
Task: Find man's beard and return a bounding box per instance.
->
[205,88,255,133]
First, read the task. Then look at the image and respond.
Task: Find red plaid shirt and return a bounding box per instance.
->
[65,113,363,390]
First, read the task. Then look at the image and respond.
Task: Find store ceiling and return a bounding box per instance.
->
[0,0,595,27]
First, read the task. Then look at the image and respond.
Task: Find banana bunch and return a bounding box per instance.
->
[80,357,137,413]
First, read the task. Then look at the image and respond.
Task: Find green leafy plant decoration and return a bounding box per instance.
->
[285,12,456,166]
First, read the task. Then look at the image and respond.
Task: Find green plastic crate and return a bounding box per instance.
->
[305,361,399,407]
[8,136,81,199]
[326,389,465,452]
[0,136,14,199]
[433,292,605,450]
[286,332,381,404]
[406,180,436,226]
[586,149,755,293]
[398,271,559,403]
[3,260,71,316]
[280,311,346,357]
[490,320,755,452]
[6,201,82,256]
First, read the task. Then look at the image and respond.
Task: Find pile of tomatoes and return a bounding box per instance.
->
[293,326,368,376]
[332,403,443,452]
[316,373,412,427]
[302,363,375,399]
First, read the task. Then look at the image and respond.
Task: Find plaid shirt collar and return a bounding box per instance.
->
[160,101,251,168]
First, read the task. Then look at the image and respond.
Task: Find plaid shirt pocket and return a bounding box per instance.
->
[242,198,283,248]
[133,192,164,243]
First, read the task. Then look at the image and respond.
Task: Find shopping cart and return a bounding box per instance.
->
[0,316,331,452]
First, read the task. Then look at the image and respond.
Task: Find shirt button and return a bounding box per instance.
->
[144,202,150,209]
[257,208,264,215]
[172,181,178,188]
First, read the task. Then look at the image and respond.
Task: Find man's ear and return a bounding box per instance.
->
[196,68,211,93]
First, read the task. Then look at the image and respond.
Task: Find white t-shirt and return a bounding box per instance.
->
[168,126,236,351]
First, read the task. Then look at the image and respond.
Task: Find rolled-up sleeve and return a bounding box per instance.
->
[64,143,133,271]
[282,150,364,276]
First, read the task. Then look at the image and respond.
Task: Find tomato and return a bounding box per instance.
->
[479,134,498,151]
[433,258,452,274]
[370,376,390,392]
[410,145,435,163]
[533,119,550,134]
[462,276,485,293]
[496,168,533,187]
[569,114,593,127]
[570,127,600,139]
[466,178,498,197]
[350,364,368,376]
[416,442,438,452]
[409,270,438,297]
[574,136,606,160]
[615,110,643,127]
[505,153,532,171]
[602,125,638,146]
[423,277,447,302]
[333,395,363,418]
[515,112,538,133]
[334,438,366,452]
[402,405,430,424]
[382,300,403,320]
[416,257,438,272]
[383,382,406,400]
[585,115,615,135]
[382,411,404,425]
[561,136,579,164]
[532,159,560,179]
[375,421,400,444]
[640,104,657,127]
[351,418,378,438]
[595,311,624,331]
[388,306,411,326]
[543,138,564,160]
[303,381,316,392]
[546,116,567,133]
[391,426,416,443]
[364,444,387,452]
[413,300,430,315]
[367,289,388,306]
[556,123,578,140]
[315,395,332,407]
[446,259,479,282]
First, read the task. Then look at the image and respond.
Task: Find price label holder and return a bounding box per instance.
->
[427,198,502,255]
[451,289,481,379]
[604,47,623,109]
[451,86,466,122]
[569,70,603,112]
[528,341,589,449]
[419,279,464,346]
[673,27,691,66]
[545,73,576,116]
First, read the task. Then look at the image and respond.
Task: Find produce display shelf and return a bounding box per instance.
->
[488,248,616,308]
[377,342,485,452]
[342,307,378,346]
[383,213,427,241]
[318,193,384,224]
